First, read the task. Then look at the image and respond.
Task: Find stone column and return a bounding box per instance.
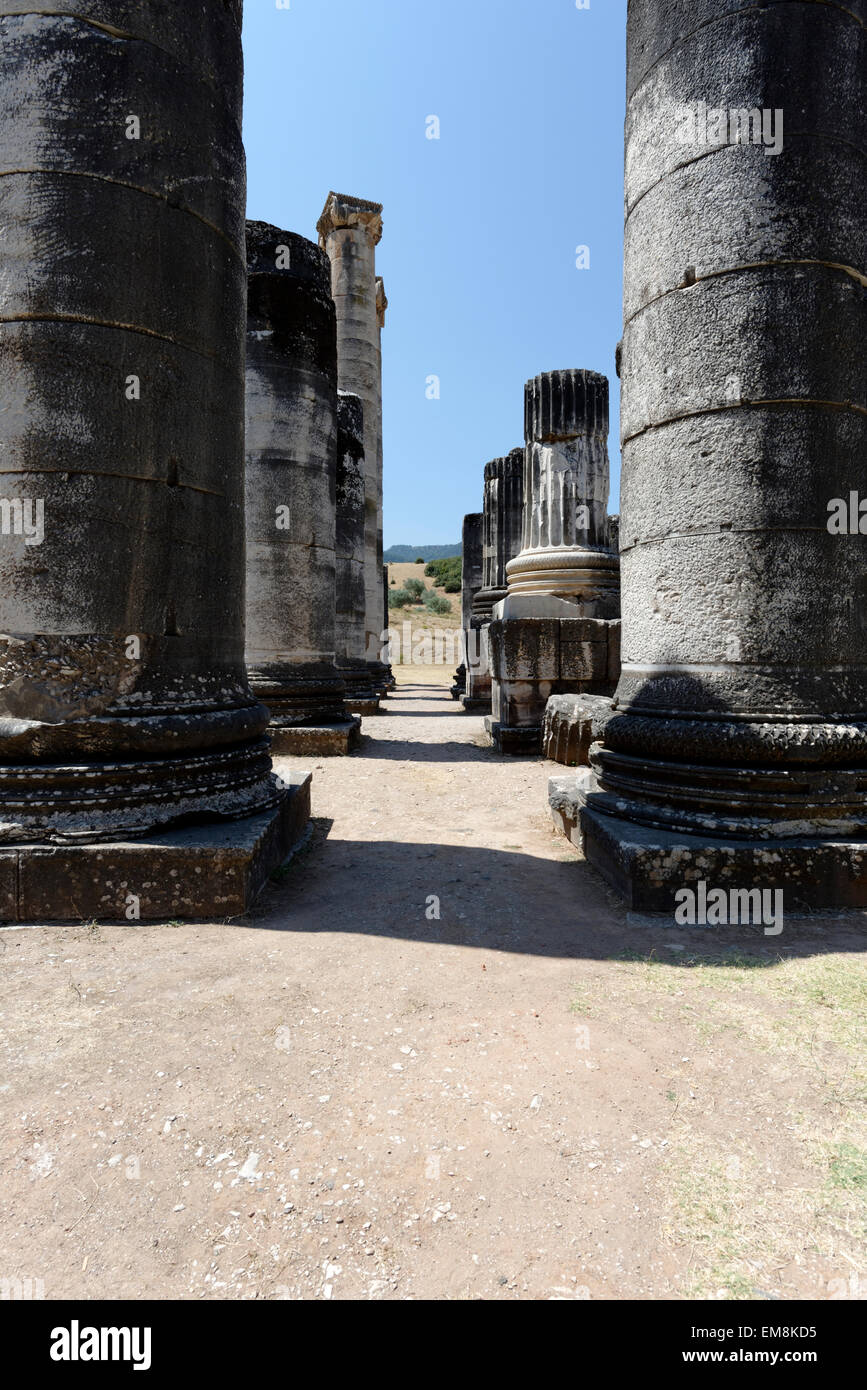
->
[0,2,296,879]
[488,371,621,752]
[245,223,360,757]
[462,449,524,712]
[376,279,395,692]
[451,515,484,700]
[336,392,378,713]
[506,371,619,609]
[553,0,867,911]
[317,193,388,698]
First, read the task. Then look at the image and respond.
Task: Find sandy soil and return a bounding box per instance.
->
[1,669,865,1301]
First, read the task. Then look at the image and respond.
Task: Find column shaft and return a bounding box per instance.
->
[0,0,277,842]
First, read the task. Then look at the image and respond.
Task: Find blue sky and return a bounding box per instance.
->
[244,0,627,547]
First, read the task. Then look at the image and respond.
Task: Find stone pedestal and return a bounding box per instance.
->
[488,371,621,753]
[336,392,380,715]
[245,223,359,757]
[462,449,524,713]
[551,0,867,913]
[452,514,483,699]
[317,193,388,697]
[0,2,304,913]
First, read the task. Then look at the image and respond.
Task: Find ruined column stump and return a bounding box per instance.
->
[0,0,309,920]
[487,371,621,754]
[552,0,867,912]
[452,514,484,700]
[245,223,360,757]
[462,449,524,713]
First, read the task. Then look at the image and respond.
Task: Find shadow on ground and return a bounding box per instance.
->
[247,821,867,964]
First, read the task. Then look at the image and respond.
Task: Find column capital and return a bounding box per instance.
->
[317,191,383,248]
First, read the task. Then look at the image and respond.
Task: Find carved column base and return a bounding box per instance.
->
[0,738,281,845]
[505,549,620,615]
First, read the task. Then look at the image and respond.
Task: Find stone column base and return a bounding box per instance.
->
[550,770,867,915]
[489,615,620,751]
[484,716,542,756]
[345,700,382,717]
[269,718,362,757]
[0,774,312,924]
[462,695,492,713]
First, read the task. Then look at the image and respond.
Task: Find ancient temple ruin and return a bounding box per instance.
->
[487,371,621,754]
[550,0,867,911]
[244,222,360,757]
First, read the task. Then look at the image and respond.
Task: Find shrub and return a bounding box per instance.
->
[404,577,425,599]
[424,593,452,616]
[388,588,413,609]
[444,579,461,593]
[426,556,462,590]
[415,556,425,565]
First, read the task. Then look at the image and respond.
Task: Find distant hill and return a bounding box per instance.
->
[384,543,462,563]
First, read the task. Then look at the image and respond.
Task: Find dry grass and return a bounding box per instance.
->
[587,949,867,1299]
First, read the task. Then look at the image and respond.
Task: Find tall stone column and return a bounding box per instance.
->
[376,278,395,693]
[336,392,377,713]
[462,449,524,712]
[553,0,867,911]
[317,193,388,699]
[0,4,297,863]
[451,515,484,700]
[487,371,621,752]
[245,223,360,757]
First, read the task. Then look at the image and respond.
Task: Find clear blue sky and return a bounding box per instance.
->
[243,0,627,548]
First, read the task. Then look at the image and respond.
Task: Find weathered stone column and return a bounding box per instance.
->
[0,3,307,905]
[462,449,524,712]
[507,371,619,608]
[317,193,388,698]
[553,0,867,911]
[487,371,621,752]
[336,392,378,713]
[245,223,360,757]
[451,515,484,700]
[376,279,395,693]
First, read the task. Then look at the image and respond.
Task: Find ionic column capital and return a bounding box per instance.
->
[317,191,383,249]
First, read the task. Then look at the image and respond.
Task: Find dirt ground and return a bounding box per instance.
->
[1,667,865,1301]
